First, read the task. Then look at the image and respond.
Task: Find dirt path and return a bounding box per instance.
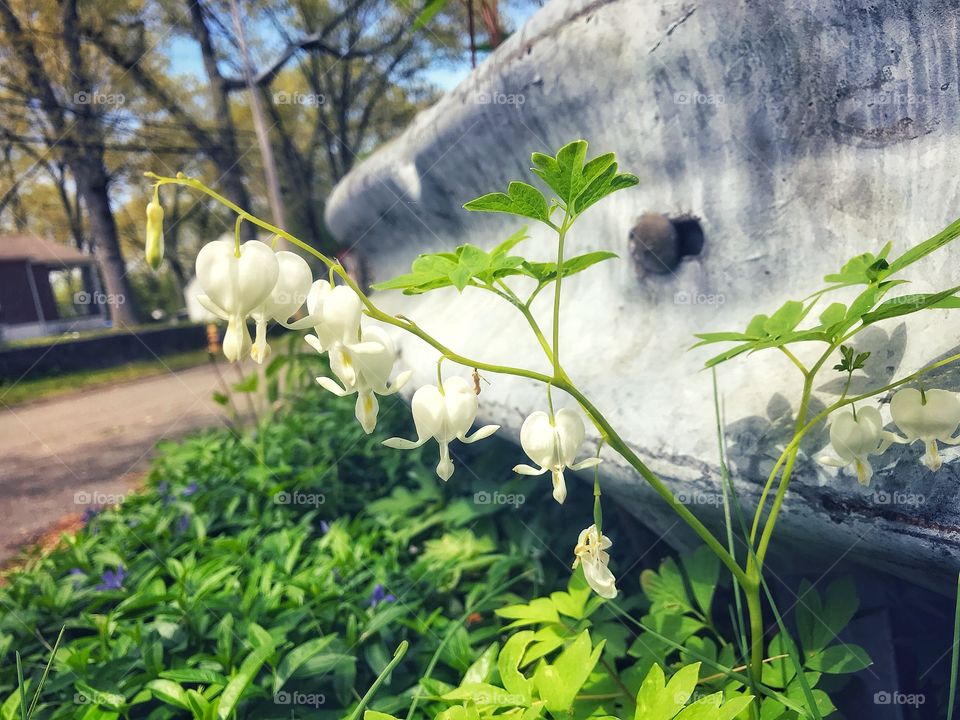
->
[0,363,233,561]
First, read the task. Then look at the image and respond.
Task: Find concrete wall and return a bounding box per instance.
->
[324,0,960,592]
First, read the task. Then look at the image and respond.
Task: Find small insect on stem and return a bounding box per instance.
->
[471,368,489,395]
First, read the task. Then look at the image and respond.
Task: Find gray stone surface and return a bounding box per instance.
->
[325,0,960,592]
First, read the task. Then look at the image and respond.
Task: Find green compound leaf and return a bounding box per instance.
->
[530,140,588,205]
[573,161,638,215]
[464,182,550,223]
[373,230,531,295]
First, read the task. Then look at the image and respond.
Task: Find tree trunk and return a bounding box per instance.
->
[73,163,139,326]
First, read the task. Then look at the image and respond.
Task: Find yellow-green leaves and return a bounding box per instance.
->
[145,196,165,271]
[634,662,700,720]
[533,631,603,714]
[634,663,754,720]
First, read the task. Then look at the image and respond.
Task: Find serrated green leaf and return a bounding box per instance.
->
[573,161,638,215]
[463,182,550,223]
[703,342,757,368]
[641,558,694,615]
[531,141,587,204]
[497,632,535,701]
[818,302,846,328]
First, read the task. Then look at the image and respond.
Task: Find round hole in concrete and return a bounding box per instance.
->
[628,213,704,275]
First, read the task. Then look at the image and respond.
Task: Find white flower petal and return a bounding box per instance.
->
[513,463,547,476]
[551,469,567,504]
[569,457,602,471]
[460,424,500,444]
[222,316,251,362]
[355,391,379,434]
[195,294,229,320]
[382,437,426,450]
[436,442,454,481]
[316,376,348,396]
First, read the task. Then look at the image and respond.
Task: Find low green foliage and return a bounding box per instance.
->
[0,395,570,719]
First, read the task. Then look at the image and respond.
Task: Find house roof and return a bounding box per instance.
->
[0,234,95,266]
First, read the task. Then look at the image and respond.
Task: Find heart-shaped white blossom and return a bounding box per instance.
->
[890,388,960,471]
[288,280,363,350]
[514,408,601,504]
[572,524,617,599]
[250,251,313,363]
[315,325,410,433]
[383,376,499,480]
[195,240,279,361]
[816,406,896,485]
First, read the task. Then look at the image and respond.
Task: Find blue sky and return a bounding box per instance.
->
[163,3,541,92]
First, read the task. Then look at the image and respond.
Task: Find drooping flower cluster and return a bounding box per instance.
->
[181,228,615,596]
[192,239,409,432]
[296,281,411,433]
[819,387,960,482]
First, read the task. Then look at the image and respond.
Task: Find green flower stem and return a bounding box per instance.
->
[348,640,409,720]
[553,377,750,589]
[493,278,556,364]
[552,214,572,375]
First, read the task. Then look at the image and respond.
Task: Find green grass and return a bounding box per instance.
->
[0,322,202,349]
[0,349,211,407]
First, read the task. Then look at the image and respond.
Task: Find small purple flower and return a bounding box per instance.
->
[320,521,330,534]
[81,506,101,525]
[176,515,190,534]
[182,482,198,497]
[157,482,169,496]
[369,584,396,609]
[68,568,85,589]
[95,566,125,592]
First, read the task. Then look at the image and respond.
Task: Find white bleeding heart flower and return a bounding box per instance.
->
[572,524,617,599]
[890,388,960,471]
[383,376,499,481]
[250,251,313,364]
[816,406,896,486]
[195,240,280,362]
[513,408,601,504]
[287,280,363,351]
[315,325,411,433]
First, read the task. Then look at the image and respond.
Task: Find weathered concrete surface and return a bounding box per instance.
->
[326,0,960,592]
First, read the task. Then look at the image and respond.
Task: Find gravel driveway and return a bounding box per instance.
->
[0,363,232,561]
